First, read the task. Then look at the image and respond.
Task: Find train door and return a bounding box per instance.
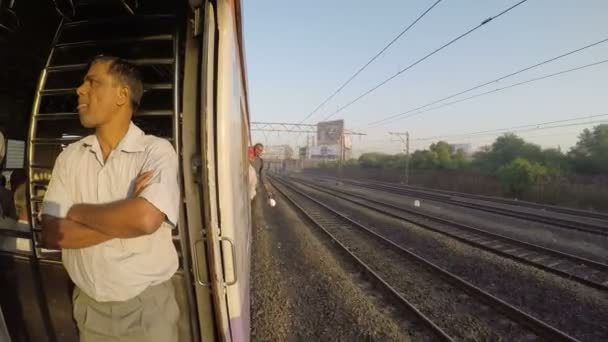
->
[183,1,252,340]
[181,1,229,341]
[214,1,251,341]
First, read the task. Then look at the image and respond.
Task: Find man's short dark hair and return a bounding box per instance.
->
[90,55,144,111]
[254,143,264,149]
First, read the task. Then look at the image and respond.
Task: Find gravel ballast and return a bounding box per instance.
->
[290,179,608,341]
[250,192,410,341]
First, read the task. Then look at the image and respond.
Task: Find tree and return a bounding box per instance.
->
[358,152,406,169]
[541,148,567,176]
[471,145,492,172]
[569,124,608,174]
[385,153,405,169]
[472,133,542,172]
[453,149,468,169]
[498,157,547,197]
[358,152,389,168]
[429,141,455,169]
[318,160,338,168]
[411,150,437,170]
[344,159,359,167]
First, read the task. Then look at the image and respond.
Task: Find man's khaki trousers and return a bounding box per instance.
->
[72,280,179,342]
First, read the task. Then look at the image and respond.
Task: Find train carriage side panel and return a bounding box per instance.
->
[213,0,252,341]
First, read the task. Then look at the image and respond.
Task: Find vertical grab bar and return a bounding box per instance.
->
[220,236,237,286]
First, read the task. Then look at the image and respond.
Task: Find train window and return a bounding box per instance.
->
[45,64,174,90]
[0,234,33,255]
[4,140,25,169]
[0,207,33,256]
[38,88,174,115]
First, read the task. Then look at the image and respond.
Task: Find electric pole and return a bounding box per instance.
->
[388,131,410,185]
[336,130,365,185]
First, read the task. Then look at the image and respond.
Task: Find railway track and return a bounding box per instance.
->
[322,176,608,222]
[289,176,608,291]
[383,180,608,221]
[271,182,453,342]
[321,176,608,237]
[272,177,580,342]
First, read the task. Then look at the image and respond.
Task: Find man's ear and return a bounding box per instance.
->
[117,86,130,107]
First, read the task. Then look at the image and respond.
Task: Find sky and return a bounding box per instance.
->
[243,0,608,157]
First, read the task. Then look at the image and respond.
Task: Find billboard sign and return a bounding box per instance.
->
[317,120,344,146]
[309,144,340,159]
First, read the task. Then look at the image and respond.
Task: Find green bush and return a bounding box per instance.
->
[498,157,547,198]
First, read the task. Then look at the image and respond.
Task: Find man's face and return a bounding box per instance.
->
[255,145,264,157]
[76,61,125,128]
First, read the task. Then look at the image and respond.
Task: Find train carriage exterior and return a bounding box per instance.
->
[0,0,252,341]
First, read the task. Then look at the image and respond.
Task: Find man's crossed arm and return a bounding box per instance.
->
[41,171,165,249]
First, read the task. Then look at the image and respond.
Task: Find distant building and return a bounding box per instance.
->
[264,145,294,161]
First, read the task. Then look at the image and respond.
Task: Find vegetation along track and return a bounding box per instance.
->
[291,176,608,291]
[331,177,608,237]
[271,176,580,342]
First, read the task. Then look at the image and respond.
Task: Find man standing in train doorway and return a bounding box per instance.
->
[41,56,180,341]
[252,143,275,206]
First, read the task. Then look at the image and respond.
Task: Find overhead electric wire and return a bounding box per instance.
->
[414,113,608,141]
[359,122,607,152]
[399,121,607,148]
[404,120,608,145]
[356,125,603,154]
[472,119,608,135]
[320,0,529,121]
[462,131,589,144]
[366,36,608,127]
[371,58,608,127]
[298,0,443,124]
